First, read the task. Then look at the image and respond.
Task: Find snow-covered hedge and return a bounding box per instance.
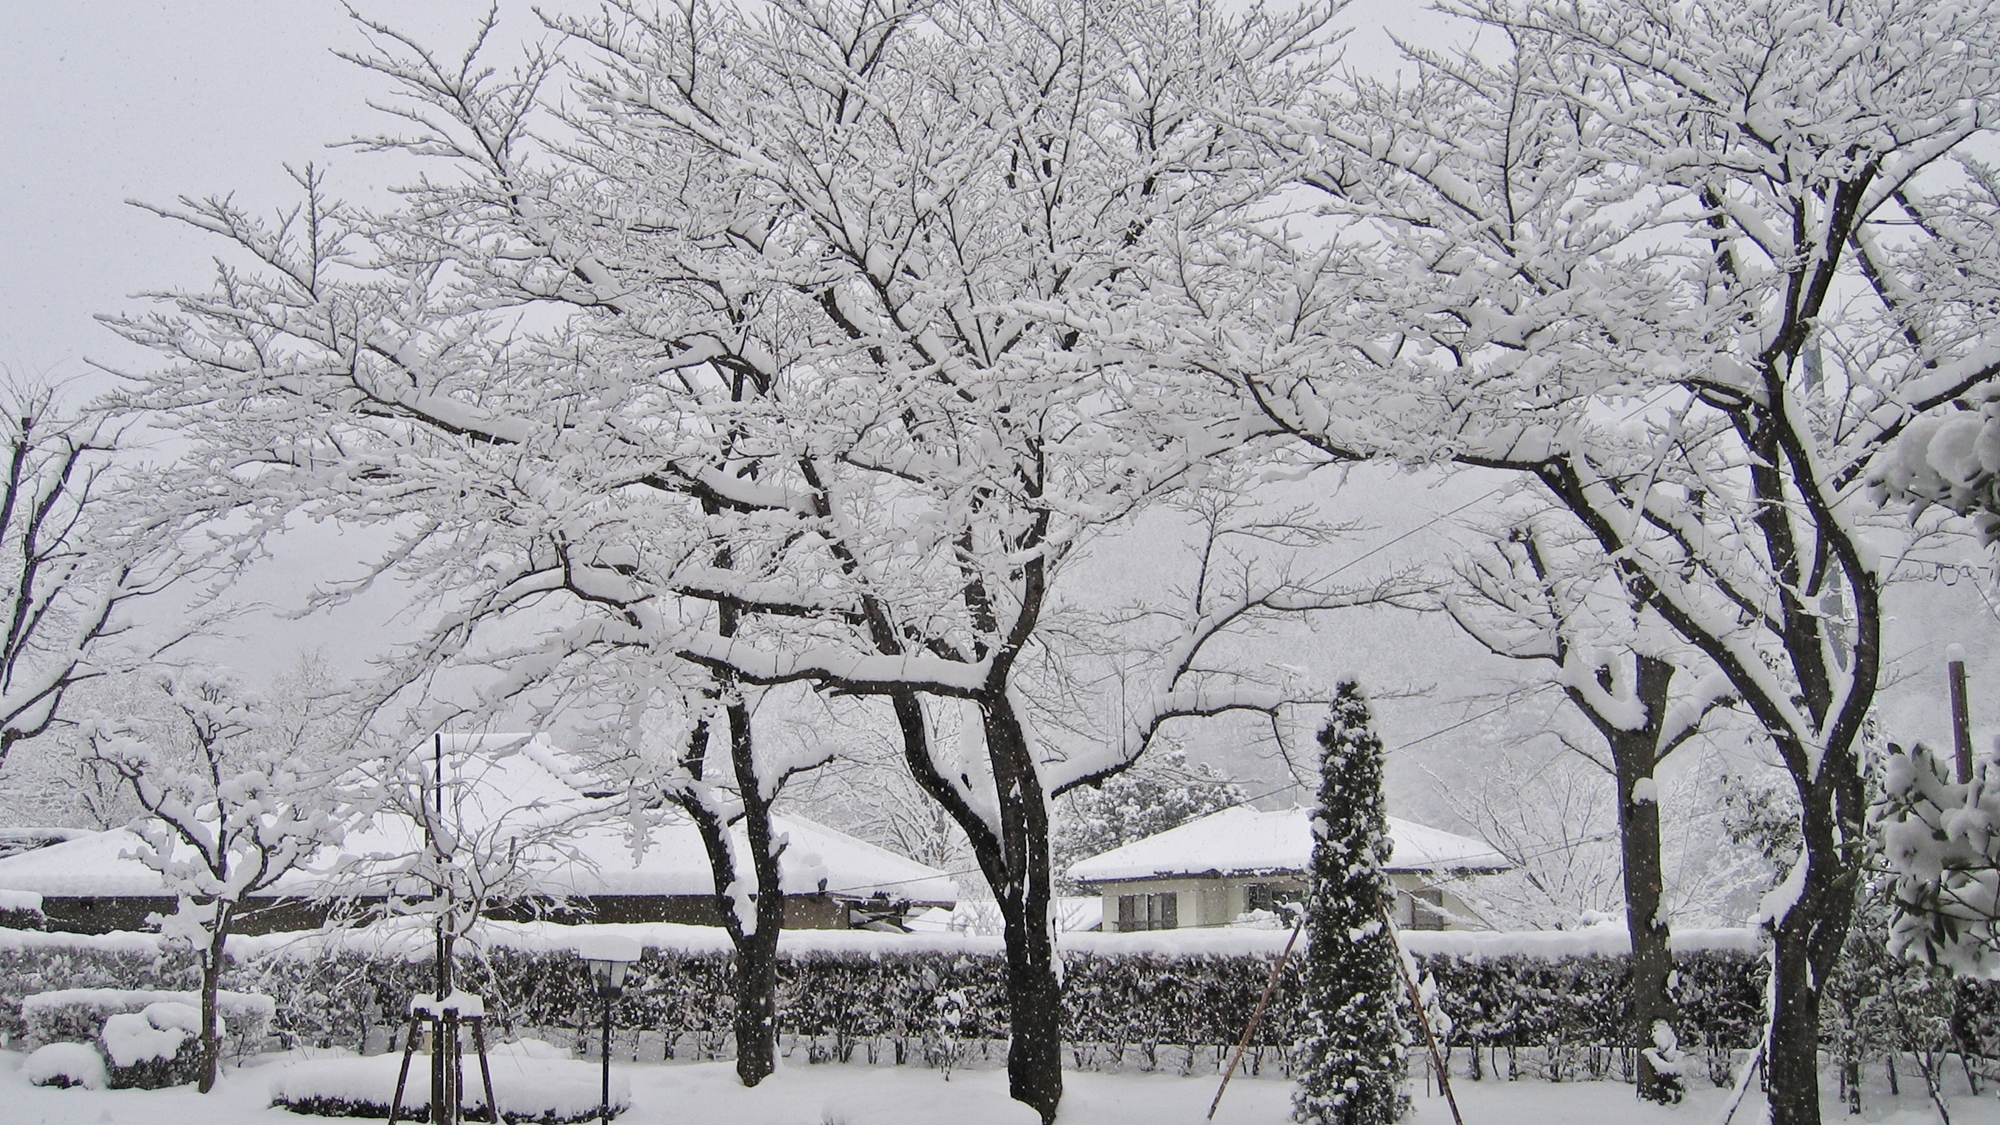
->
[22,987,274,1056]
[218,928,1768,1074]
[270,1041,630,1124]
[0,931,196,1046]
[0,922,1884,1083]
[0,890,43,931]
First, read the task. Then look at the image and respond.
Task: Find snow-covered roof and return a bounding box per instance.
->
[1066,806,1511,883]
[0,829,188,898]
[0,738,955,907]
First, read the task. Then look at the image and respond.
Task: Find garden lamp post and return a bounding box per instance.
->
[577,934,642,1125]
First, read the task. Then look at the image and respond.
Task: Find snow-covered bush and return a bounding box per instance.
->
[100,1001,204,1089]
[0,930,195,1045]
[23,1040,108,1089]
[22,986,273,1057]
[270,1042,630,1124]
[0,890,45,931]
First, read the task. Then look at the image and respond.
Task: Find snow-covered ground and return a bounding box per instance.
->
[6,1048,1999,1125]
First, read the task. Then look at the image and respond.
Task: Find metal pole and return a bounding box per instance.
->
[1949,644,1974,784]
[600,987,613,1125]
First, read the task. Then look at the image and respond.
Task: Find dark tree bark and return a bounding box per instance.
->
[1596,656,1678,1104]
[197,914,229,1093]
[1765,754,1868,1125]
[892,690,1062,1121]
[680,684,788,1088]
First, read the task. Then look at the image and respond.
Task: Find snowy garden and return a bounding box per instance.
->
[4,0,2000,1123]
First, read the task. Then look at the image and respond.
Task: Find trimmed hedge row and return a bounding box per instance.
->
[2,927,1772,1077]
[0,940,196,1046]
[25,988,275,1056]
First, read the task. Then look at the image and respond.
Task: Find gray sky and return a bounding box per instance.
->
[0,0,1456,386]
[0,0,541,385]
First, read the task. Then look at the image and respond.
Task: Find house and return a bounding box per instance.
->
[1068,806,1511,933]
[0,737,955,935]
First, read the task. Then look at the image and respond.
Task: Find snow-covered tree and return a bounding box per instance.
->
[1147,2,2000,1118]
[1293,681,1407,1125]
[1433,740,1622,929]
[573,667,836,1087]
[109,4,1360,1117]
[88,666,349,1092]
[1446,498,1736,1100]
[1051,743,1247,886]
[778,696,974,875]
[0,384,210,769]
[340,733,613,1005]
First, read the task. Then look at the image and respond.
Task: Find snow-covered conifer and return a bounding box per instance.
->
[1293,681,1407,1125]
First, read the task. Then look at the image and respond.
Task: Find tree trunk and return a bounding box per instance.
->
[888,687,1065,1121]
[732,692,785,1088]
[980,698,1063,1123]
[997,891,1064,1120]
[197,908,228,1093]
[681,684,787,1088]
[1765,782,1863,1125]
[1619,745,1676,1103]
[1614,657,1678,1104]
[1567,654,1683,1103]
[732,922,781,1086]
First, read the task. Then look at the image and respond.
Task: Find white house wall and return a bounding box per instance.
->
[1091,871,1489,933]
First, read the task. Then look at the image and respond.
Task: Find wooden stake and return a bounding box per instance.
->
[1949,644,1973,784]
[1207,901,1309,1121]
[386,1014,422,1125]
[1378,893,1465,1125]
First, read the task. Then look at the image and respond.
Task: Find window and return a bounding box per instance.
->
[1115,891,1179,932]
[1246,883,1302,914]
[1408,888,1446,931]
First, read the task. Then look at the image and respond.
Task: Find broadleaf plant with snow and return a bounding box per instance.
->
[1876,740,2000,979]
[86,666,348,1092]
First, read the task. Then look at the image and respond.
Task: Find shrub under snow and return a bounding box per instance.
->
[23,1040,108,1089]
[22,986,273,1054]
[0,890,43,932]
[100,1001,205,1089]
[270,1039,631,1123]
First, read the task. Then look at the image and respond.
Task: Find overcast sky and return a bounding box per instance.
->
[0,1,1988,812]
[1,1,539,386]
[0,1,1464,387]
